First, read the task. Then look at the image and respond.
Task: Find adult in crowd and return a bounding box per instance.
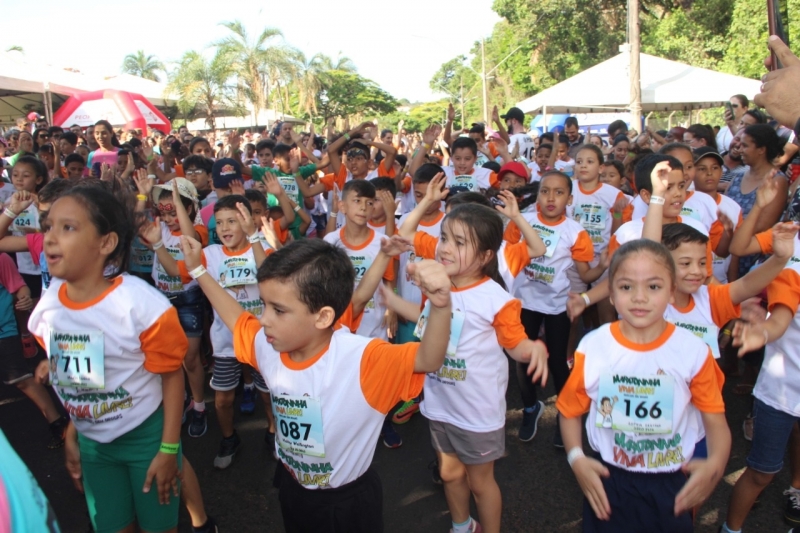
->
[718,94,749,151]
[500,106,535,160]
[684,124,718,150]
[563,116,585,159]
[607,119,627,140]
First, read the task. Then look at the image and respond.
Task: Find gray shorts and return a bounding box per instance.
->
[210,357,268,393]
[429,420,505,465]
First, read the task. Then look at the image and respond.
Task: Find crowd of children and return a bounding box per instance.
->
[2,95,800,533]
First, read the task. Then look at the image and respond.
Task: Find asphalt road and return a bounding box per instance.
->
[0,366,793,533]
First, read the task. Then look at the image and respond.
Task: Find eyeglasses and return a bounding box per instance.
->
[185,169,205,176]
[38,134,50,139]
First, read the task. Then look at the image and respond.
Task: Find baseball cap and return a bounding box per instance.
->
[152,177,199,206]
[497,161,529,181]
[500,107,525,123]
[693,146,724,166]
[212,158,242,189]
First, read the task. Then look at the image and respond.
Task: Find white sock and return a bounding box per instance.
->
[244,382,255,391]
[194,401,206,412]
[789,485,800,493]
[720,523,741,533]
[452,517,473,533]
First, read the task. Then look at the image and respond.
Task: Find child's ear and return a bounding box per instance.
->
[314,306,336,330]
[99,231,119,258]
[639,189,651,204]
[567,194,573,207]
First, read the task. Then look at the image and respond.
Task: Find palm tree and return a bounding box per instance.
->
[166,50,237,129]
[215,21,294,119]
[292,52,357,117]
[122,50,165,82]
[5,45,23,53]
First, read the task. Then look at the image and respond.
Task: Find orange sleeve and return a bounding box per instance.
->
[492,299,528,349]
[336,302,364,333]
[705,241,713,277]
[319,173,335,191]
[689,351,726,413]
[141,307,188,373]
[556,350,592,417]
[272,220,289,244]
[174,164,184,178]
[378,159,396,178]
[504,241,531,278]
[489,171,499,188]
[755,228,773,254]
[232,312,262,370]
[194,225,209,247]
[708,284,741,327]
[709,220,724,251]
[414,231,438,260]
[401,176,412,194]
[177,251,208,285]
[621,202,633,223]
[382,259,395,282]
[607,235,620,260]
[337,164,348,182]
[33,334,44,349]
[504,220,522,243]
[360,339,425,414]
[766,268,800,313]
[489,142,499,159]
[571,230,595,262]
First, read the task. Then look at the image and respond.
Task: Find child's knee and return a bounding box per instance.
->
[215,390,235,409]
[439,461,467,484]
[747,468,776,488]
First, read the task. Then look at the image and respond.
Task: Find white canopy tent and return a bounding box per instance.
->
[516,52,762,120]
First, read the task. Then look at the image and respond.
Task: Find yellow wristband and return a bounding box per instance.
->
[159,442,179,454]
[136,194,147,202]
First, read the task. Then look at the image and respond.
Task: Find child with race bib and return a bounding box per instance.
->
[144,178,210,439]
[557,239,730,533]
[390,197,549,533]
[181,236,452,533]
[9,156,48,298]
[29,185,188,533]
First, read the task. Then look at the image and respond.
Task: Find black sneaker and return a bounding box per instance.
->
[192,515,219,533]
[47,416,68,449]
[213,432,241,469]
[188,409,208,438]
[518,401,544,442]
[785,489,800,525]
[428,459,442,485]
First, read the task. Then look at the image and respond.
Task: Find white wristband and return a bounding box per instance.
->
[248,232,261,244]
[649,196,666,205]
[188,265,207,280]
[580,292,591,307]
[567,447,585,467]
[2,208,18,219]
[151,240,164,250]
[147,174,157,180]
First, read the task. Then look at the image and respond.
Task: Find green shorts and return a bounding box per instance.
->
[77,406,182,533]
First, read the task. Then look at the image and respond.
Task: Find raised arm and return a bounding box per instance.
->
[327,122,374,175]
[492,106,511,145]
[171,183,198,241]
[139,219,181,277]
[264,174,296,230]
[408,124,441,180]
[398,172,447,240]
[730,174,780,256]
[728,222,797,305]
[406,260,451,373]
[494,190,546,257]
[444,104,456,146]
[641,161,671,242]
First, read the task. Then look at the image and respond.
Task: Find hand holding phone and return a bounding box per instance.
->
[768,0,789,70]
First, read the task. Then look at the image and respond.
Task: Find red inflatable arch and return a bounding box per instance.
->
[53,89,171,134]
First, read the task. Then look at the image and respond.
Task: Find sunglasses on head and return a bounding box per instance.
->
[346,149,367,160]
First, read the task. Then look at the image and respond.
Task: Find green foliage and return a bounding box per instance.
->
[316,71,398,121]
[122,50,165,82]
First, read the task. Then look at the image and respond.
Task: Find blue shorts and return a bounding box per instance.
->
[746,398,800,474]
[164,286,204,338]
[583,461,692,533]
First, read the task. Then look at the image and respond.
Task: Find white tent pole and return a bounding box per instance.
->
[543,105,548,133]
[628,0,642,132]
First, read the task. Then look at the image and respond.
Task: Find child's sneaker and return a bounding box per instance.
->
[188,409,208,438]
[192,516,219,533]
[213,432,241,469]
[47,416,68,449]
[21,333,38,358]
[392,398,420,424]
[450,518,482,533]
[240,387,255,415]
[785,489,800,526]
[518,401,544,442]
[381,421,402,448]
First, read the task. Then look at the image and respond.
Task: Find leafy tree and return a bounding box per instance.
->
[122,50,165,82]
[316,71,398,121]
[166,51,240,129]
[292,52,357,117]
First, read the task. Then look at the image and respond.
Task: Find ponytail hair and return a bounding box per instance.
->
[442,204,506,290]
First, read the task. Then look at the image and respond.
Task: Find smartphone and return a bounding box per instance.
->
[768,0,789,70]
[92,162,102,177]
[725,101,734,121]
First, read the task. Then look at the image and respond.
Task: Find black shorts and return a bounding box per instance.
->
[0,335,38,385]
[21,273,42,300]
[582,461,692,533]
[273,462,383,533]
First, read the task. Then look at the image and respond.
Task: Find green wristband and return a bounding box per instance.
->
[612,212,622,219]
[344,133,351,141]
[159,442,179,455]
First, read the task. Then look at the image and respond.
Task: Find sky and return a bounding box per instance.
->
[2,0,501,104]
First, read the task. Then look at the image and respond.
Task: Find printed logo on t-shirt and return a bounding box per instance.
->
[156,245,185,293]
[415,302,466,381]
[672,320,720,359]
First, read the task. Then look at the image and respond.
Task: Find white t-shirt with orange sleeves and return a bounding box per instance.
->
[319,162,394,228]
[631,192,723,250]
[499,241,531,293]
[179,244,265,358]
[664,284,740,359]
[713,195,743,283]
[232,314,423,488]
[608,217,714,277]
[513,213,594,315]
[29,275,187,443]
[151,222,209,293]
[556,322,725,473]
[442,166,495,193]
[324,228,394,340]
[398,211,444,305]
[417,277,528,432]
[568,183,627,255]
[757,263,800,416]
